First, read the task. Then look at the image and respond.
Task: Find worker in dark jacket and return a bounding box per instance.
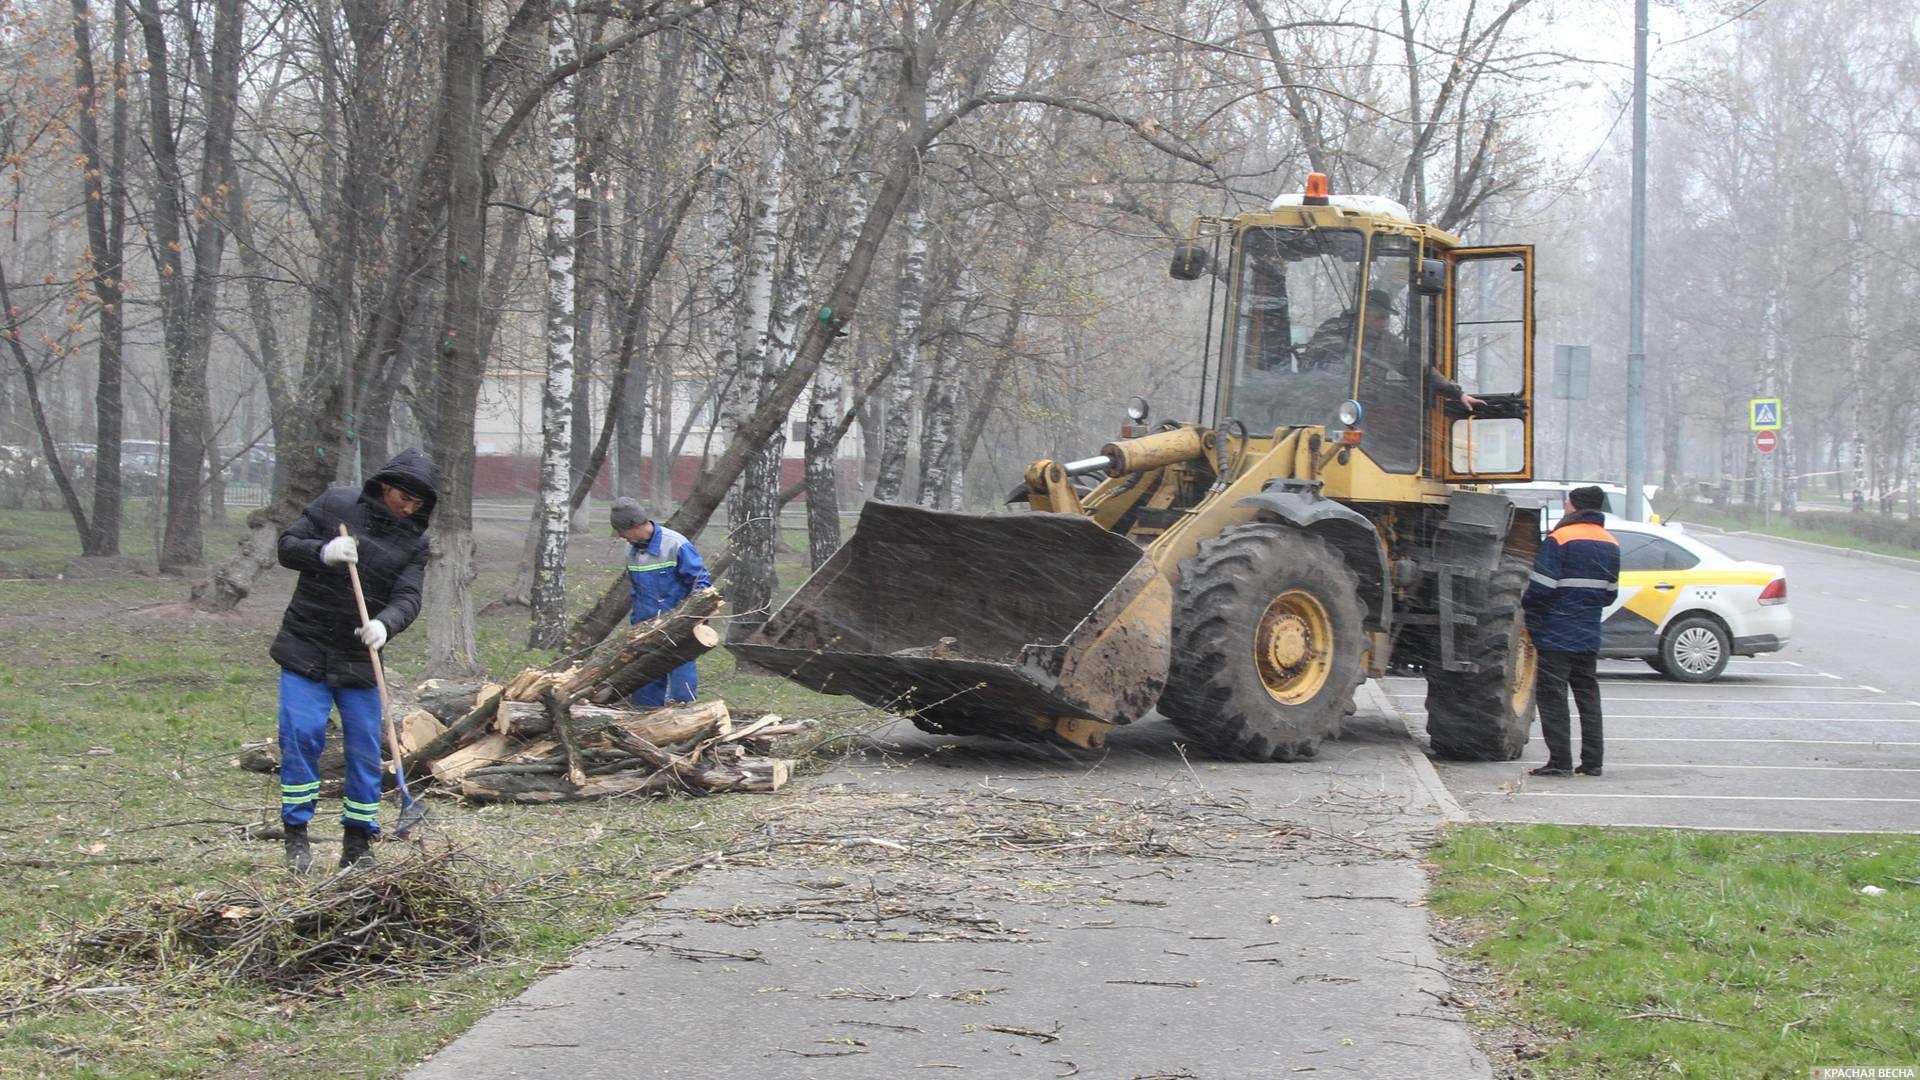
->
[610,497,712,705]
[272,448,436,872]
[1521,485,1620,777]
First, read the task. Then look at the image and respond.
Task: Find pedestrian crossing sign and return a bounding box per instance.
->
[1750,398,1782,431]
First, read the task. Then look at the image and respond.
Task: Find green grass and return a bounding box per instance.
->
[1429,824,1920,1078]
[0,507,877,1077]
[1668,501,1920,562]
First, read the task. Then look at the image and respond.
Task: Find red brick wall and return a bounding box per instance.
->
[471,455,862,502]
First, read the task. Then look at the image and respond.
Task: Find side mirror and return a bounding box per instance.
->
[1414,257,1445,295]
[1169,242,1210,280]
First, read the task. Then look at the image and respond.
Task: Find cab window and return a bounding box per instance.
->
[1619,533,1697,572]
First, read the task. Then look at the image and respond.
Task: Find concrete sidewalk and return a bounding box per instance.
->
[410,695,1489,1079]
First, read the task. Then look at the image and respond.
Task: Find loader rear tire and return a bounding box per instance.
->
[1161,525,1365,761]
[1423,554,1536,761]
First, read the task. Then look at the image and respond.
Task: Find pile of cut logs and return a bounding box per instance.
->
[237,589,811,804]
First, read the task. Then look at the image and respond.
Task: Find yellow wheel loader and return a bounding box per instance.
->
[736,175,1543,762]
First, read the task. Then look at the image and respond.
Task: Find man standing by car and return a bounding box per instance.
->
[1522,485,1620,777]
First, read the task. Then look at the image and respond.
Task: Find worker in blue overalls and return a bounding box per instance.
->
[610,497,713,705]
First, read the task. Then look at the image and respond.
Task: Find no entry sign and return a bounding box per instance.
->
[1755,430,1778,453]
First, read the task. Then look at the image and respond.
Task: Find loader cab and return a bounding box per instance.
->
[1181,177,1535,487]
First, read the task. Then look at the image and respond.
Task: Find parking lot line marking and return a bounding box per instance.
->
[1548,697,1912,705]
[1726,659,1803,666]
[1605,730,1920,737]
[1559,762,1920,773]
[1460,820,1917,836]
[1603,715,1920,723]
[1859,685,1885,694]
[1464,793,1920,803]
[1390,694,1916,706]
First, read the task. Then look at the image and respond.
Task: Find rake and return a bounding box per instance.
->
[340,524,429,839]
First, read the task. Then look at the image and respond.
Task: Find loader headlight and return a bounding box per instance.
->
[1126,395,1151,423]
[1337,399,1363,427]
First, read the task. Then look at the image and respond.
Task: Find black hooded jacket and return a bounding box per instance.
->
[270,448,438,687]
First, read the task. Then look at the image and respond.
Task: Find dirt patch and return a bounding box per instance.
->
[64,556,162,579]
[1425,909,1567,1078]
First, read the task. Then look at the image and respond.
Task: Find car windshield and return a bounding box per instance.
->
[1223,226,1364,432]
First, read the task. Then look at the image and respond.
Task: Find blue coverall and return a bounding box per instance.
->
[627,521,713,705]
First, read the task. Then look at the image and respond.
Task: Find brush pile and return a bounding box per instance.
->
[235,588,812,804]
[32,852,501,996]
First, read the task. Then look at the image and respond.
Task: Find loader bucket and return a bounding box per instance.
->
[733,501,1171,737]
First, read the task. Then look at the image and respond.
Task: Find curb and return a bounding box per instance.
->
[1688,524,1920,571]
[1358,681,1471,825]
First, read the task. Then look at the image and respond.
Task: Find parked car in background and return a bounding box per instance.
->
[1497,480,1663,527]
[1597,517,1790,682]
[120,439,163,495]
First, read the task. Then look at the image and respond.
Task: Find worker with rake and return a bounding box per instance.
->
[271,448,437,873]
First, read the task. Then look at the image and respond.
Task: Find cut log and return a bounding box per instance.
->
[548,691,588,787]
[689,756,791,793]
[459,769,679,803]
[394,710,446,756]
[235,739,279,773]
[428,732,518,783]
[234,735,344,779]
[585,623,723,705]
[593,699,731,748]
[557,588,723,702]
[405,688,506,771]
[493,699,729,746]
[459,772,579,803]
[414,679,488,724]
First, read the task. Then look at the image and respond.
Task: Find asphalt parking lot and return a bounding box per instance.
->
[1389,658,1920,834]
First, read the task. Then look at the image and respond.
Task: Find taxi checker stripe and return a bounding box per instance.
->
[1530,572,1615,590]
[627,561,675,573]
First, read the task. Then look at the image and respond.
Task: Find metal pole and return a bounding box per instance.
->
[1563,397,1575,479]
[1624,0,1649,521]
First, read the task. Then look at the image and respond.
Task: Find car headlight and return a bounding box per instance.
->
[1337,399,1363,427]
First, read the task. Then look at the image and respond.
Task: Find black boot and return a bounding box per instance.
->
[340,825,375,869]
[284,823,312,874]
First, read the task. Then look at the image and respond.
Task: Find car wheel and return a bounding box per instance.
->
[1660,615,1729,682]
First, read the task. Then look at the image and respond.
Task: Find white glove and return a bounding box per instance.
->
[321,535,359,566]
[355,619,388,651]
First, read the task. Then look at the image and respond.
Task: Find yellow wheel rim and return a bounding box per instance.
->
[1255,589,1334,705]
[1508,621,1538,715]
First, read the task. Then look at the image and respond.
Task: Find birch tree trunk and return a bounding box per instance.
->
[722,21,798,643]
[872,190,927,503]
[916,291,967,508]
[802,0,869,569]
[531,3,579,649]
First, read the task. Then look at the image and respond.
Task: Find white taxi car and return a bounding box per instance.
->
[1596,518,1791,681]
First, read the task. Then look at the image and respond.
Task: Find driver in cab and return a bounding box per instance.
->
[1304,288,1486,413]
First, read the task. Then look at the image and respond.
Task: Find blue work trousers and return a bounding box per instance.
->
[631,661,698,707]
[277,668,383,833]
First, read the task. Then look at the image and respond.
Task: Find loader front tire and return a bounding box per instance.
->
[1423,553,1536,761]
[1162,525,1365,761]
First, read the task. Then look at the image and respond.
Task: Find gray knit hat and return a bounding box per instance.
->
[609,497,651,533]
[1568,485,1607,512]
